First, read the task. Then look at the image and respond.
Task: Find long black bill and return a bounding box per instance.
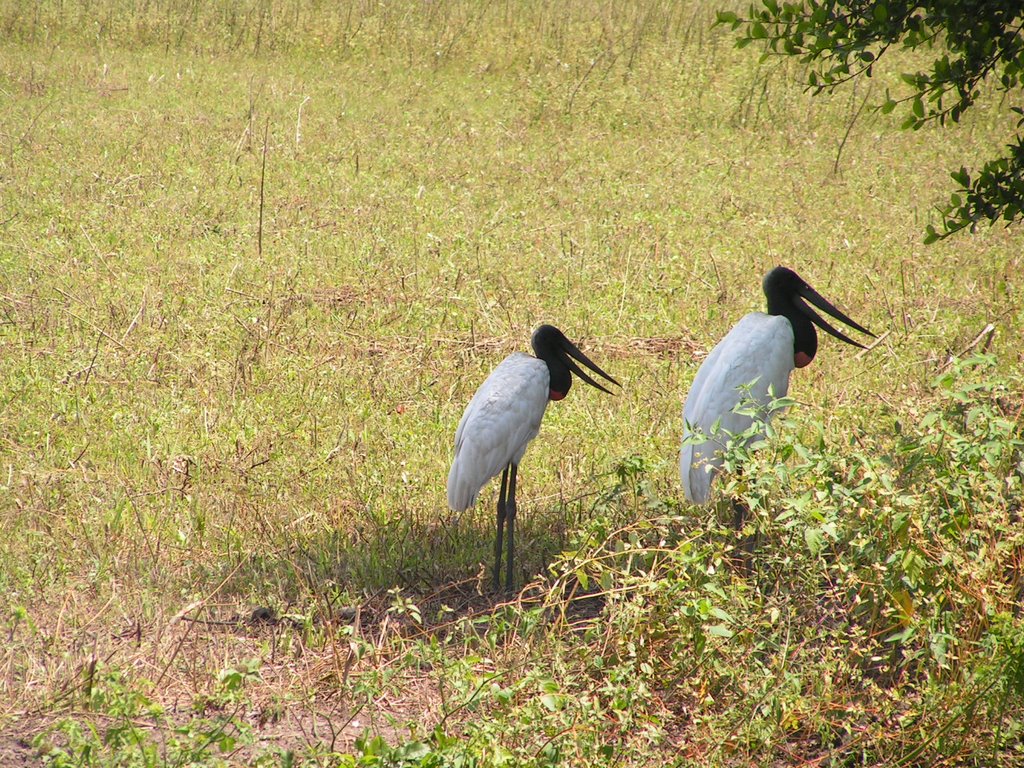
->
[797,285,875,348]
[561,339,620,395]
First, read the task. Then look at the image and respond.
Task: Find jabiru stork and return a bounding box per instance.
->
[448,325,620,591]
[680,266,874,506]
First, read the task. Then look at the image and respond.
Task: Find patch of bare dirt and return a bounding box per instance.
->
[1,585,527,764]
[0,719,51,767]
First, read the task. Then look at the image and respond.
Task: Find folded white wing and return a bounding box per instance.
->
[448,353,550,510]
[680,313,794,503]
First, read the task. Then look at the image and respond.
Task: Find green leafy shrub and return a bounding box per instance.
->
[349,358,1024,766]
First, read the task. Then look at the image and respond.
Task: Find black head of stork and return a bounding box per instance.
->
[763,266,875,368]
[531,324,621,401]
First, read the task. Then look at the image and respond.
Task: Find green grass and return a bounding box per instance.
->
[0,1,1022,765]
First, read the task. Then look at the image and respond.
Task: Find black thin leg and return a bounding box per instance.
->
[731,496,747,531]
[493,465,509,590]
[731,496,754,576]
[505,463,518,593]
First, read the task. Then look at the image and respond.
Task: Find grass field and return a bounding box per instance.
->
[1,1,1022,765]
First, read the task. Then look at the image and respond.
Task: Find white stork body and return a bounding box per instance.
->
[447,353,550,511]
[680,313,794,504]
[679,267,874,509]
[447,324,619,591]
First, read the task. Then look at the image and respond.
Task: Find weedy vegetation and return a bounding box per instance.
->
[0,0,1022,765]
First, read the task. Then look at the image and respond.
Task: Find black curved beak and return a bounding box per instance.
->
[796,285,875,348]
[560,339,620,395]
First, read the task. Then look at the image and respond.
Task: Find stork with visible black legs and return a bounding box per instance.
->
[448,325,620,591]
[680,266,874,510]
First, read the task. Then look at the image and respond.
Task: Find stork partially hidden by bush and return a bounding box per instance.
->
[680,266,875,508]
[448,325,620,591]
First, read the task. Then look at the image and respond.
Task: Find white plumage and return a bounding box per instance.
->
[679,266,874,507]
[447,353,550,510]
[447,324,619,591]
[680,313,794,504]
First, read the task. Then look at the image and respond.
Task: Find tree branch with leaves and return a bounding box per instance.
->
[718,1,1024,242]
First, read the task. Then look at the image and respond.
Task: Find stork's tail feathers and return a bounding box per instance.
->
[680,439,714,505]
[446,460,478,511]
